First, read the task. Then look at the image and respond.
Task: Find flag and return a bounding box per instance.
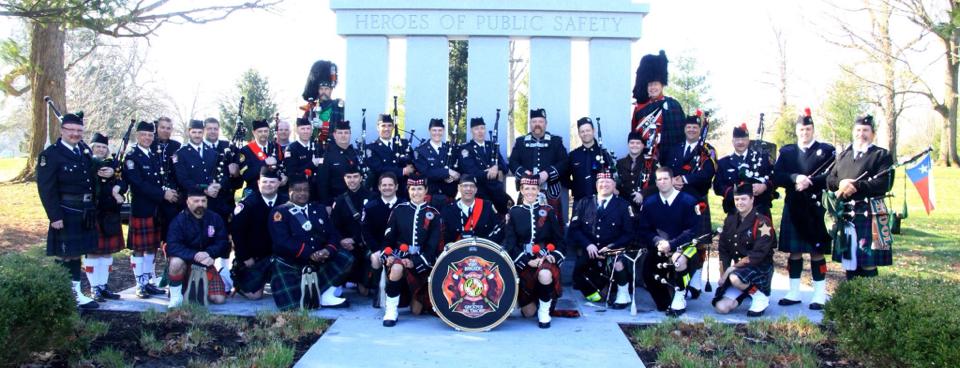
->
[905,153,935,214]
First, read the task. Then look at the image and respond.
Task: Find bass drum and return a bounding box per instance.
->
[428,237,519,332]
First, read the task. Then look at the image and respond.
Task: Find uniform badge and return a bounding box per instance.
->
[286,150,293,159]
[538,209,547,217]
[816,149,822,156]
[366,149,372,158]
[240,154,247,163]
[39,155,47,167]
[757,223,772,237]
[126,160,135,170]
[234,203,244,215]
[461,149,469,158]
[171,155,178,164]
[302,220,313,231]
[425,212,435,220]
[207,225,215,237]
[273,211,283,222]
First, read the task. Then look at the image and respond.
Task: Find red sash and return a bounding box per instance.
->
[463,198,485,232]
[247,141,267,161]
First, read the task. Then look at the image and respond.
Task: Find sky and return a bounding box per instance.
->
[0,0,947,152]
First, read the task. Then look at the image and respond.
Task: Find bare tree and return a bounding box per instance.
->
[888,0,960,165]
[0,0,282,182]
[507,40,527,146]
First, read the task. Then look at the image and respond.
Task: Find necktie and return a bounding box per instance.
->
[267,200,274,207]
[663,199,669,206]
[73,146,81,156]
[685,145,692,157]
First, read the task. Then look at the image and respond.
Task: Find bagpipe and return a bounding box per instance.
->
[390,96,417,168]
[651,230,718,293]
[595,116,618,175]
[490,108,501,169]
[267,113,286,176]
[154,128,175,192]
[300,97,341,154]
[748,112,777,164]
[632,103,664,194]
[446,100,463,170]
[597,246,648,315]
[217,97,246,183]
[356,108,370,184]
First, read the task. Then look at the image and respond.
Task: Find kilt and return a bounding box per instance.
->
[834,214,892,268]
[181,265,226,298]
[94,221,125,255]
[778,202,831,254]
[518,262,562,307]
[271,251,354,311]
[46,201,97,257]
[232,257,272,294]
[397,268,431,310]
[729,263,773,295]
[127,216,162,252]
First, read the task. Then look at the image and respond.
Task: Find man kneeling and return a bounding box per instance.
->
[269,178,353,311]
[712,182,776,317]
[166,189,230,308]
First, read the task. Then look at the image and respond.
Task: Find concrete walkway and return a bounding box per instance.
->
[99,260,824,367]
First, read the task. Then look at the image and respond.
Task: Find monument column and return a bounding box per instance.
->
[466,36,510,157]
[344,35,389,142]
[405,36,450,140]
[588,38,633,155]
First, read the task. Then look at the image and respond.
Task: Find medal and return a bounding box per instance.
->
[302,221,312,231]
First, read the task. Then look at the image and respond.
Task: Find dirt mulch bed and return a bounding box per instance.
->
[25,309,326,368]
[621,321,864,368]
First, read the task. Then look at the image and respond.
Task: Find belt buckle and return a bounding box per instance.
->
[82,194,93,202]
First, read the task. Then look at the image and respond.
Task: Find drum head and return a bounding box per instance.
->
[429,238,518,332]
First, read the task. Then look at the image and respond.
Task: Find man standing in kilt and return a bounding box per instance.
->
[714,123,775,217]
[37,111,113,309]
[569,168,635,307]
[414,118,460,203]
[636,167,701,316]
[379,175,442,327]
[239,119,287,197]
[712,183,776,317]
[268,178,352,311]
[331,165,372,296]
[126,121,176,298]
[631,50,686,161]
[773,108,836,309]
[826,115,894,279]
[664,112,717,299]
[230,167,286,300]
[86,132,125,302]
[508,108,569,222]
[151,117,182,240]
[503,174,565,328]
[165,189,230,308]
[366,114,414,199]
[616,131,651,214]
[457,117,510,214]
[440,174,503,243]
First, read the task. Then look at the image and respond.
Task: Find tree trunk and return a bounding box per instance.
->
[877,3,898,159]
[949,31,960,166]
[10,21,65,183]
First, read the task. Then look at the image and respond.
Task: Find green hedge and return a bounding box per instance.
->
[0,253,79,366]
[824,275,960,367]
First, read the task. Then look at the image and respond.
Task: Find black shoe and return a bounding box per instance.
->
[135,285,151,299]
[747,308,766,317]
[809,302,824,311]
[383,319,397,327]
[144,283,165,296]
[372,297,381,309]
[665,308,686,317]
[610,303,629,310]
[91,289,106,302]
[778,298,802,306]
[687,287,702,300]
[79,300,99,310]
[538,321,551,329]
[97,286,121,300]
[322,300,350,309]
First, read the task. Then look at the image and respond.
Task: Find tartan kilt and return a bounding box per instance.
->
[46,201,97,258]
[270,250,355,311]
[127,216,162,252]
[518,262,562,307]
[778,202,831,254]
[94,221,125,255]
[729,263,773,295]
[181,265,227,298]
[396,268,432,310]
[833,215,892,268]
[232,257,272,294]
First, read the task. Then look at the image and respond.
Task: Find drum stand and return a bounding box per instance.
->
[300,266,321,310]
[185,264,209,306]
